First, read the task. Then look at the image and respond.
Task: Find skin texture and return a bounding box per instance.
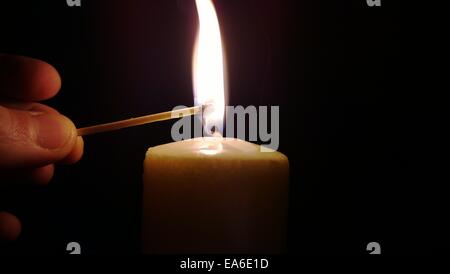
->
[0,54,83,241]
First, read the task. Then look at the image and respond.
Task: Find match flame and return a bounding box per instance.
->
[193,0,226,135]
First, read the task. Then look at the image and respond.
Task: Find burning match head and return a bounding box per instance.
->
[201,102,215,113]
[200,103,222,136]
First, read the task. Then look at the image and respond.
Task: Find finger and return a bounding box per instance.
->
[0,105,78,168]
[0,54,61,101]
[30,164,55,185]
[25,164,55,185]
[0,211,21,242]
[0,164,54,186]
[0,101,59,114]
[60,136,84,165]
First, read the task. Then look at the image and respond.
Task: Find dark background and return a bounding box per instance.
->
[0,0,444,256]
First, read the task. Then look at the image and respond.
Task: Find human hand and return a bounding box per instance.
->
[0,54,83,241]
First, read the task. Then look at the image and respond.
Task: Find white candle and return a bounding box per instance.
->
[142,137,289,253]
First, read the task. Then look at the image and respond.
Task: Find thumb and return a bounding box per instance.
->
[0,104,77,168]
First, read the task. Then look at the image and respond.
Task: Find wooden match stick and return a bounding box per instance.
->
[77,105,204,136]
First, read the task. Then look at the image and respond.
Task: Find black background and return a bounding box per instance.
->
[0,0,445,256]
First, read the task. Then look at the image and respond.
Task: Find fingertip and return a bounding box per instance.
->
[28,164,55,185]
[0,108,79,168]
[33,61,61,100]
[0,55,61,101]
[0,212,21,242]
[0,164,55,187]
[33,112,78,152]
[60,136,84,164]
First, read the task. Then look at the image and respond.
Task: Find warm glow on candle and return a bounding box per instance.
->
[193,0,225,134]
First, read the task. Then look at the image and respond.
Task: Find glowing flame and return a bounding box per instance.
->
[193,0,225,135]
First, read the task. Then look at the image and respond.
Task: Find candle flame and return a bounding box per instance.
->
[193,0,226,135]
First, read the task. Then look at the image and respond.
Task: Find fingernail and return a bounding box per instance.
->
[32,113,74,149]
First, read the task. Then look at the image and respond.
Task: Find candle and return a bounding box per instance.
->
[142,137,289,253]
[141,0,289,253]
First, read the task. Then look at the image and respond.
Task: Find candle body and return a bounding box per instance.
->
[142,137,289,253]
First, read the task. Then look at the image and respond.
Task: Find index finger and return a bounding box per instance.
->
[0,54,61,101]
